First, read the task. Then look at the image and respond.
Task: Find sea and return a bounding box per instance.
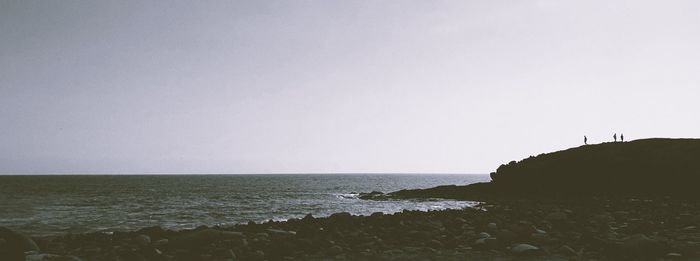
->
[0,174,489,236]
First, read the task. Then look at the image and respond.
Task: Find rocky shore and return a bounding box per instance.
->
[3,196,699,260]
[5,139,700,260]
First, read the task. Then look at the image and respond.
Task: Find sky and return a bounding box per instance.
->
[1,0,699,174]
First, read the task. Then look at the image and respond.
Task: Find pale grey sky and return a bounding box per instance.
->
[1,0,699,174]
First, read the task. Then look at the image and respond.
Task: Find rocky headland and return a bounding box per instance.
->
[376,138,700,200]
[2,138,700,260]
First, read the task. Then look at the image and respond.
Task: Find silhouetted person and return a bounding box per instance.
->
[613,133,617,142]
[621,133,624,142]
[584,136,587,145]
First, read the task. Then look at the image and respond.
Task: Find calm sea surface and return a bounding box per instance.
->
[0,174,488,236]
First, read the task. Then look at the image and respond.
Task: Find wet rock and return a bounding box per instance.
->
[0,227,39,260]
[226,237,249,248]
[473,237,498,250]
[666,252,683,259]
[302,214,314,221]
[249,250,265,261]
[487,222,498,231]
[497,229,518,241]
[620,234,668,258]
[329,212,352,221]
[213,248,237,259]
[134,234,151,246]
[559,245,578,256]
[136,247,166,261]
[328,245,344,256]
[511,243,539,255]
[370,212,384,218]
[530,229,551,243]
[82,246,101,256]
[478,232,491,239]
[169,229,244,247]
[426,239,443,249]
[153,238,169,246]
[266,228,296,236]
[25,254,82,261]
[137,226,167,240]
[547,212,568,222]
[359,191,385,200]
[117,250,148,261]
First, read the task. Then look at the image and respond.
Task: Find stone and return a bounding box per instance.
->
[682,226,697,231]
[134,234,151,246]
[153,238,169,246]
[169,229,244,247]
[478,232,491,239]
[328,245,344,256]
[511,243,539,255]
[249,250,265,261]
[266,229,296,236]
[426,239,443,249]
[473,237,498,249]
[25,254,82,261]
[137,226,167,239]
[302,214,314,221]
[487,222,498,231]
[213,248,237,259]
[370,212,384,218]
[620,234,667,257]
[666,252,683,259]
[560,245,578,256]
[0,227,39,260]
[546,212,568,222]
[330,212,352,220]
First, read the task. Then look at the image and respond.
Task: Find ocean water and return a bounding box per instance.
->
[0,174,489,236]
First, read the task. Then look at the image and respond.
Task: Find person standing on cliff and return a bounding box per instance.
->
[584,136,588,145]
[613,133,617,142]
[621,133,624,142]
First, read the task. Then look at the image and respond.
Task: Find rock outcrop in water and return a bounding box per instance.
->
[383,138,700,200]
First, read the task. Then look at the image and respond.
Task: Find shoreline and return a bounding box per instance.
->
[4,196,699,260]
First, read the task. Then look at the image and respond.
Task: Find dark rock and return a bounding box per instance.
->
[266,228,296,236]
[169,229,244,248]
[0,227,39,261]
[486,222,498,231]
[370,212,384,218]
[547,211,568,221]
[510,243,540,255]
[329,212,352,220]
[25,254,82,261]
[134,234,151,246]
[426,239,443,249]
[302,214,314,221]
[153,238,169,246]
[137,226,167,240]
[620,234,668,258]
[478,232,491,239]
[358,191,385,200]
[328,245,343,256]
[473,237,498,250]
[249,250,265,261]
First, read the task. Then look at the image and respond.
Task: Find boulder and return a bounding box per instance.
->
[169,229,244,248]
[25,254,82,261]
[0,227,39,261]
[511,243,539,255]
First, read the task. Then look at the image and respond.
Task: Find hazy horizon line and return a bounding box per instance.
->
[0,172,489,176]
